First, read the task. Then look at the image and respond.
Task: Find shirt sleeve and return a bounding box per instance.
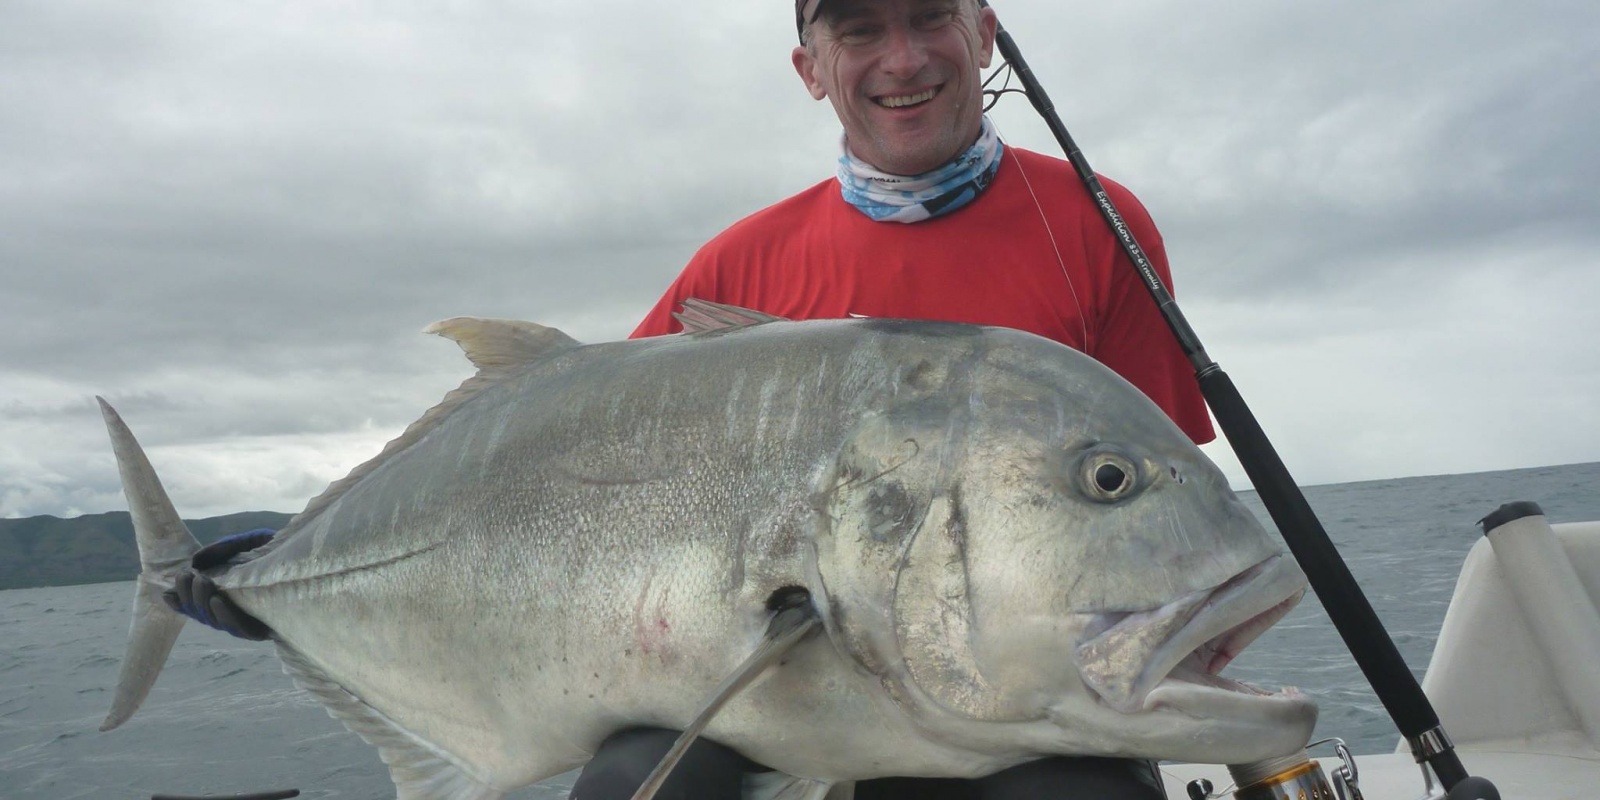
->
[1088,180,1216,445]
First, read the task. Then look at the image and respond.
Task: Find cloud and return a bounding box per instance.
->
[992,1,1600,266]
[1195,236,1600,485]
[2,0,1597,519]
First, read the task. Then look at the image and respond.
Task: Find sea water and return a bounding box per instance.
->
[4,462,1599,799]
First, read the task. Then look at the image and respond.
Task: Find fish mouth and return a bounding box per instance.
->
[1074,555,1308,715]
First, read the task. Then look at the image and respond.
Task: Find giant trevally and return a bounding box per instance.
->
[98,302,1316,800]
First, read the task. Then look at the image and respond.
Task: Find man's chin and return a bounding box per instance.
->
[849,113,981,175]
[853,136,962,176]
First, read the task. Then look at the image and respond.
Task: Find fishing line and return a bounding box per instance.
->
[985,62,1089,347]
[974,0,1488,792]
[1001,136,1093,352]
[981,61,1025,112]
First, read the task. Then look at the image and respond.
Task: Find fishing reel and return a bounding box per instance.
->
[1184,737,1499,800]
[1184,739,1357,800]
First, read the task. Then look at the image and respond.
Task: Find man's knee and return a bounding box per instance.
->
[570,727,757,800]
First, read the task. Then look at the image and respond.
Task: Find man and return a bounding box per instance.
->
[630,0,1210,445]
[574,1,1207,797]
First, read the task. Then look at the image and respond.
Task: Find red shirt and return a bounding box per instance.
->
[632,147,1214,444]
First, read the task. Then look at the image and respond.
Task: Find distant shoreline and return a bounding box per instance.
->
[0,510,293,591]
[6,460,1596,592]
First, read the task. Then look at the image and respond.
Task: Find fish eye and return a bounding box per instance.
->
[1082,452,1138,502]
[1094,464,1126,493]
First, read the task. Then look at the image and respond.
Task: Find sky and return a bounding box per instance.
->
[2,0,1597,520]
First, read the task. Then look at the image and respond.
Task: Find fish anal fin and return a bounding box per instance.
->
[673,299,786,334]
[274,642,505,800]
[745,772,836,800]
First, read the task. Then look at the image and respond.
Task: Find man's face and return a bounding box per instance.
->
[792,0,998,176]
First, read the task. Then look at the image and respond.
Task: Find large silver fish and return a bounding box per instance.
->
[99,304,1316,800]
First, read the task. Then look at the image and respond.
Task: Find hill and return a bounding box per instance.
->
[0,511,294,590]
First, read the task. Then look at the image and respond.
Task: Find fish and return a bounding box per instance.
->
[98,302,1317,800]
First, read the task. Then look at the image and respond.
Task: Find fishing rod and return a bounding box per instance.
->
[151,791,299,800]
[973,2,1494,796]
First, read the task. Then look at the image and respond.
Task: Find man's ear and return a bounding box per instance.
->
[976,6,998,69]
[792,45,828,100]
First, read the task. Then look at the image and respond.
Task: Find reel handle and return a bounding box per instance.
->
[1442,776,1501,800]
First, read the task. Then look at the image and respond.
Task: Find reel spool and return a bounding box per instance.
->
[1188,739,1362,800]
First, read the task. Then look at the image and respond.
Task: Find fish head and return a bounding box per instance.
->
[811,327,1317,765]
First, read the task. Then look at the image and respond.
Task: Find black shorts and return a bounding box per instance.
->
[569,727,1167,800]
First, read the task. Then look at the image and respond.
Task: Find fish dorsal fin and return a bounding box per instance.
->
[424,317,579,376]
[673,299,786,334]
[285,318,578,531]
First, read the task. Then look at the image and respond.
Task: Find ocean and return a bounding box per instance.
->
[4,461,1599,799]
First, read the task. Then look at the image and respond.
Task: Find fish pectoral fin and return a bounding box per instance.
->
[627,593,822,800]
[744,771,836,800]
[274,642,505,800]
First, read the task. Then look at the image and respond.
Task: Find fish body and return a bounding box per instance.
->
[100,312,1316,799]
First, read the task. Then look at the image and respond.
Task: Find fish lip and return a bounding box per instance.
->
[1075,554,1308,713]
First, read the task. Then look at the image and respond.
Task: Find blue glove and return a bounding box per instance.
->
[192,528,277,569]
[161,528,276,641]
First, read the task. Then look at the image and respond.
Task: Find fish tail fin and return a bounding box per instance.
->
[96,397,202,732]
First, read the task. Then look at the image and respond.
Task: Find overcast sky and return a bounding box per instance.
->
[3,0,1596,520]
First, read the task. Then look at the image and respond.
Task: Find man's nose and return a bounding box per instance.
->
[879,24,930,78]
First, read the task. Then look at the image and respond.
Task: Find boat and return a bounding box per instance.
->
[1159,504,1600,800]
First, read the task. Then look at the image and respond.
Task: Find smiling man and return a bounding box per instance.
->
[631,0,1211,449]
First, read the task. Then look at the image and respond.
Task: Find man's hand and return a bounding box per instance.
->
[161,529,276,641]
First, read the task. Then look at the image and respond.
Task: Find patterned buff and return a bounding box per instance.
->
[837,116,1005,223]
